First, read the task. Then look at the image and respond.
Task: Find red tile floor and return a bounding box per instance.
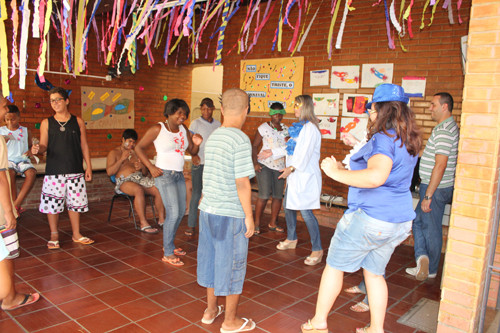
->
[1,201,441,332]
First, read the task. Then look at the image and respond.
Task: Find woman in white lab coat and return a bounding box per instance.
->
[260,95,323,265]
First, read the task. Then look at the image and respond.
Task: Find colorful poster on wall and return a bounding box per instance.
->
[318,116,337,139]
[340,117,368,142]
[342,93,371,117]
[402,76,426,98]
[330,65,360,89]
[310,69,329,86]
[81,87,134,129]
[361,63,393,88]
[313,93,339,116]
[240,57,304,113]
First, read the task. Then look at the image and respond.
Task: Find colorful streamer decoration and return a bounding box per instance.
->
[18,0,30,89]
[214,0,230,66]
[0,0,10,97]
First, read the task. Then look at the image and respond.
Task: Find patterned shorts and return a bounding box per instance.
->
[115,171,155,194]
[39,174,89,214]
[0,227,20,260]
[8,160,35,176]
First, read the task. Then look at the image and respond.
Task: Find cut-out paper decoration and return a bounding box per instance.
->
[402,77,426,98]
[318,116,337,140]
[240,57,304,113]
[340,116,369,142]
[313,93,339,116]
[163,95,168,101]
[35,123,40,129]
[107,134,112,139]
[140,117,146,122]
[361,63,393,88]
[35,103,41,109]
[310,70,329,87]
[139,86,144,91]
[65,79,71,85]
[81,86,134,129]
[342,94,372,117]
[331,66,360,89]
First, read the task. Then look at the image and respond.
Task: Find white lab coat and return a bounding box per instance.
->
[274,122,322,210]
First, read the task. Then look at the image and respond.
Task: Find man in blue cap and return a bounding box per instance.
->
[406,92,459,281]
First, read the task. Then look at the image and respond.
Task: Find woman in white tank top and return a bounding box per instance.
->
[136,99,203,267]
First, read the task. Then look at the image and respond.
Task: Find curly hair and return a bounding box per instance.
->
[368,101,422,156]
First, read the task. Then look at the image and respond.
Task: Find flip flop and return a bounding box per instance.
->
[174,248,186,256]
[162,256,184,266]
[201,304,224,324]
[345,286,364,294]
[184,228,194,236]
[2,293,40,311]
[47,240,60,250]
[220,318,256,333]
[72,237,95,245]
[140,226,159,234]
[253,227,260,235]
[300,319,328,333]
[356,327,369,333]
[350,301,370,313]
[268,224,285,233]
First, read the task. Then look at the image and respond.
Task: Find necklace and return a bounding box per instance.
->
[269,121,280,131]
[55,117,69,132]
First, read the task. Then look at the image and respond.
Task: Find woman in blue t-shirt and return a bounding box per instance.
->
[301,84,422,333]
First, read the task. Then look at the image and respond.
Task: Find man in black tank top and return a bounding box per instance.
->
[31,87,94,249]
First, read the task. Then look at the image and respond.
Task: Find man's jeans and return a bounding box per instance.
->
[412,183,453,274]
[187,164,203,228]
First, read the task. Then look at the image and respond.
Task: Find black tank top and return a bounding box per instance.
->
[45,115,85,175]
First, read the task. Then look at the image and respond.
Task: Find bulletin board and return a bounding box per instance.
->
[240,57,304,113]
[81,86,135,129]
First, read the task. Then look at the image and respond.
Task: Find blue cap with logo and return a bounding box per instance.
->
[366,83,409,111]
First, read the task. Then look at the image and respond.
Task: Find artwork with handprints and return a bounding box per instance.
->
[331,65,360,89]
[318,116,337,140]
[361,63,393,88]
[313,93,339,116]
[340,116,368,142]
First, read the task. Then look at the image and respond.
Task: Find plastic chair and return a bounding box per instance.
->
[107,175,157,229]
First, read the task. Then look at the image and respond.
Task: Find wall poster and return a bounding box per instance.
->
[313,93,340,116]
[81,86,134,129]
[361,63,394,88]
[318,116,337,140]
[342,93,371,117]
[330,65,360,89]
[240,57,304,113]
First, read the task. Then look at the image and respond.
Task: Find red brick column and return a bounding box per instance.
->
[437,1,500,332]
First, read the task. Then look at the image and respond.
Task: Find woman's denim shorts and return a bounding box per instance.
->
[326,208,411,276]
[197,211,249,296]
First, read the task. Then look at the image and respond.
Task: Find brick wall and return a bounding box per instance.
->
[437,0,500,332]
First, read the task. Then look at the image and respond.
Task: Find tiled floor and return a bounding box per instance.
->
[1,201,441,333]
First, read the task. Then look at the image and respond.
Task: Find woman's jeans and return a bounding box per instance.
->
[187,164,203,228]
[285,208,322,252]
[155,170,186,257]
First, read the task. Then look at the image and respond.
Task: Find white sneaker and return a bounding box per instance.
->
[406,266,437,279]
[416,255,429,281]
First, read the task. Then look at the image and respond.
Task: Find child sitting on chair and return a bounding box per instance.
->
[0,105,36,216]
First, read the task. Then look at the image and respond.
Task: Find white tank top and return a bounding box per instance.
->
[154,122,189,171]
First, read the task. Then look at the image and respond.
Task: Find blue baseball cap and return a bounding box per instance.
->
[366,84,409,111]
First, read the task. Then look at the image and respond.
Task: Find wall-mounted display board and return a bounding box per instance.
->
[81,87,134,129]
[240,57,304,113]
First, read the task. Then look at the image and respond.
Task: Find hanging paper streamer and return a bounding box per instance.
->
[247,0,275,55]
[389,0,402,33]
[383,0,395,49]
[271,0,284,52]
[214,0,230,66]
[327,0,342,59]
[78,0,101,73]
[420,0,430,30]
[32,0,40,38]
[62,0,74,72]
[10,0,19,79]
[442,0,454,24]
[457,0,463,24]
[287,0,303,53]
[297,2,319,53]
[106,0,126,65]
[403,0,414,38]
[36,0,52,82]
[18,0,30,89]
[0,0,10,97]
[335,0,353,49]
[74,0,89,75]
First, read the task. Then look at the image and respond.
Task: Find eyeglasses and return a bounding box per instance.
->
[365,109,376,115]
[50,98,65,104]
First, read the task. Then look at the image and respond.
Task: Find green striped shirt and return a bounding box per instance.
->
[199,127,255,218]
[419,117,459,188]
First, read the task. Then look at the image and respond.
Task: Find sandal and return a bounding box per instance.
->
[345,286,364,294]
[356,326,370,333]
[72,236,95,245]
[140,226,159,234]
[174,248,186,256]
[184,228,194,236]
[268,224,285,233]
[1,293,40,311]
[254,227,260,235]
[350,301,370,313]
[47,240,60,250]
[304,252,323,266]
[201,304,224,324]
[162,256,184,266]
[301,319,328,333]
